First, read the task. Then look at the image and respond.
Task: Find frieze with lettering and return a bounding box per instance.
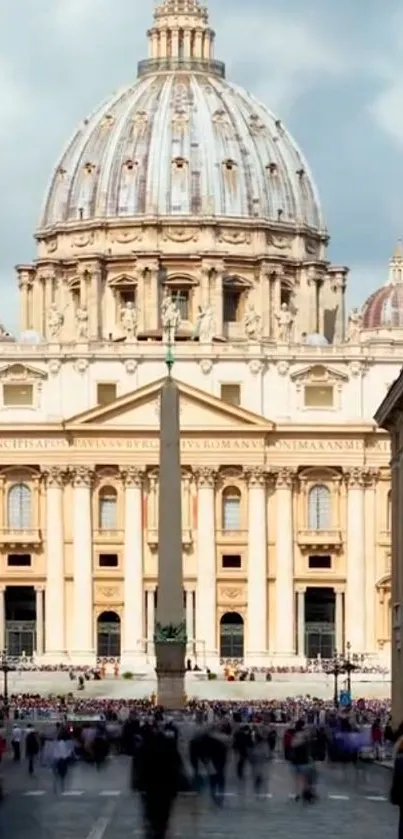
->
[0,435,389,454]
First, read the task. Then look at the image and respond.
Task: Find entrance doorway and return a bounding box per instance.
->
[5,587,36,657]
[220,612,244,660]
[96,612,121,658]
[304,588,335,659]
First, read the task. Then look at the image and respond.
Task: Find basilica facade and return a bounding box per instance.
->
[0,0,400,668]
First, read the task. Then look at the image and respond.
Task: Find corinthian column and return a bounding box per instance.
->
[195,467,217,664]
[364,469,379,653]
[121,467,146,667]
[246,468,267,662]
[44,467,66,661]
[72,467,94,662]
[275,469,295,658]
[345,468,366,653]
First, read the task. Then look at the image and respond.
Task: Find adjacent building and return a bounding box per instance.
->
[0,0,400,669]
[375,375,403,721]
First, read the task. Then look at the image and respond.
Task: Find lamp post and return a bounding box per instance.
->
[343,641,357,699]
[328,651,344,708]
[0,650,9,716]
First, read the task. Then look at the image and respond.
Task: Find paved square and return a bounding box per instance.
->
[0,754,398,839]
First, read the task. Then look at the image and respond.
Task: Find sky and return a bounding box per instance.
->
[0,0,402,332]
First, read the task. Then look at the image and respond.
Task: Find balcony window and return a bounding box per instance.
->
[3,384,34,407]
[99,486,118,530]
[222,486,241,530]
[304,385,334,408]
[97,383,117,406]
[220,384,240,406]
[308,484,331,530]
[8,484,32,530]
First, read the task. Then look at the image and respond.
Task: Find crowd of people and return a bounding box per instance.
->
[1,702,400,836]
[0,694,393,724]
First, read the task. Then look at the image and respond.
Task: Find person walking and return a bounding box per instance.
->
[134,720,183,839]
[11,724,22,762]
[25,725,39,776]
[51,734,71,794]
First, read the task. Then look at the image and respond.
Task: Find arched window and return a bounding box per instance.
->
[8,483,32,530]
[387,490,392,531]
[308,484,331,530]
[98,486,118,530]
[222,486,241,530]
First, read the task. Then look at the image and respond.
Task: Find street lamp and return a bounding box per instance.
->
[343,641,357,698]
[0,650,10,716]
[328,650,344,708]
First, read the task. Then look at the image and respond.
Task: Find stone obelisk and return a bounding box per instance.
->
[154,316,186,709]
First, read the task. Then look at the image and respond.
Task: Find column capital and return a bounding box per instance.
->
[42,466,68,488]
[195,466,217,488]
[275,467,295,489]
[246,467,266,488]
[344,467,366,489]
[296,586,306,595]
[71,466,94,488]
[363,467,380,487]
[120,466,146,489]
[35,584,45,593]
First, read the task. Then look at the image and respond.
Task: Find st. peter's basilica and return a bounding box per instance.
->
[0,0,400,669]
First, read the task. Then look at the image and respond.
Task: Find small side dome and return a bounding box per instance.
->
[362,241,403,329]
[362,284,403,329]
[19,330,44,344]
[303,332,329,346]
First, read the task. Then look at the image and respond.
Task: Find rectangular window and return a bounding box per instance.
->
[304,385,334,408]
[99,553,119,568]
[120,289,136,306]
[308,555,332,570]
[97,383,117,406]
[3,384,34,407]
[7,554,31,567]
[220,384,241,406]
[223,291,241,323]
[222,554,242,569]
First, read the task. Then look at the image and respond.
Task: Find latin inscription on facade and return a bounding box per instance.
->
[0,436,390,453]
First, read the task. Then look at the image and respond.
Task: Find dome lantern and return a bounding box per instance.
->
[139,0,225,78]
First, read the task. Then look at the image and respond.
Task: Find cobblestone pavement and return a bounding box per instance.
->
[0,755,398,839]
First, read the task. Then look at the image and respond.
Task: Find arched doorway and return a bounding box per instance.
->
[220,612,244,659]
[97,612,121,658]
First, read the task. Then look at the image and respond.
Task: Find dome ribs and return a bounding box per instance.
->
[38,9,324,229]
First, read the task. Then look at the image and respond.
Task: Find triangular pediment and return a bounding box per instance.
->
[290,364,348,384]
[108,273,137,287]
[0,363,47,381]
[65,377,273,431]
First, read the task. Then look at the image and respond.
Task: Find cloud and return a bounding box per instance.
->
[371,82,403,146]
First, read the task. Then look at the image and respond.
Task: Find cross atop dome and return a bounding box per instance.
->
[139,0,223,77]
[388,240,403,285]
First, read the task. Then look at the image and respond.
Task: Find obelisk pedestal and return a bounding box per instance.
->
[154,376,186,709]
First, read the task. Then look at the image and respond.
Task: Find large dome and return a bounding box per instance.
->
[39,3,323,231]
